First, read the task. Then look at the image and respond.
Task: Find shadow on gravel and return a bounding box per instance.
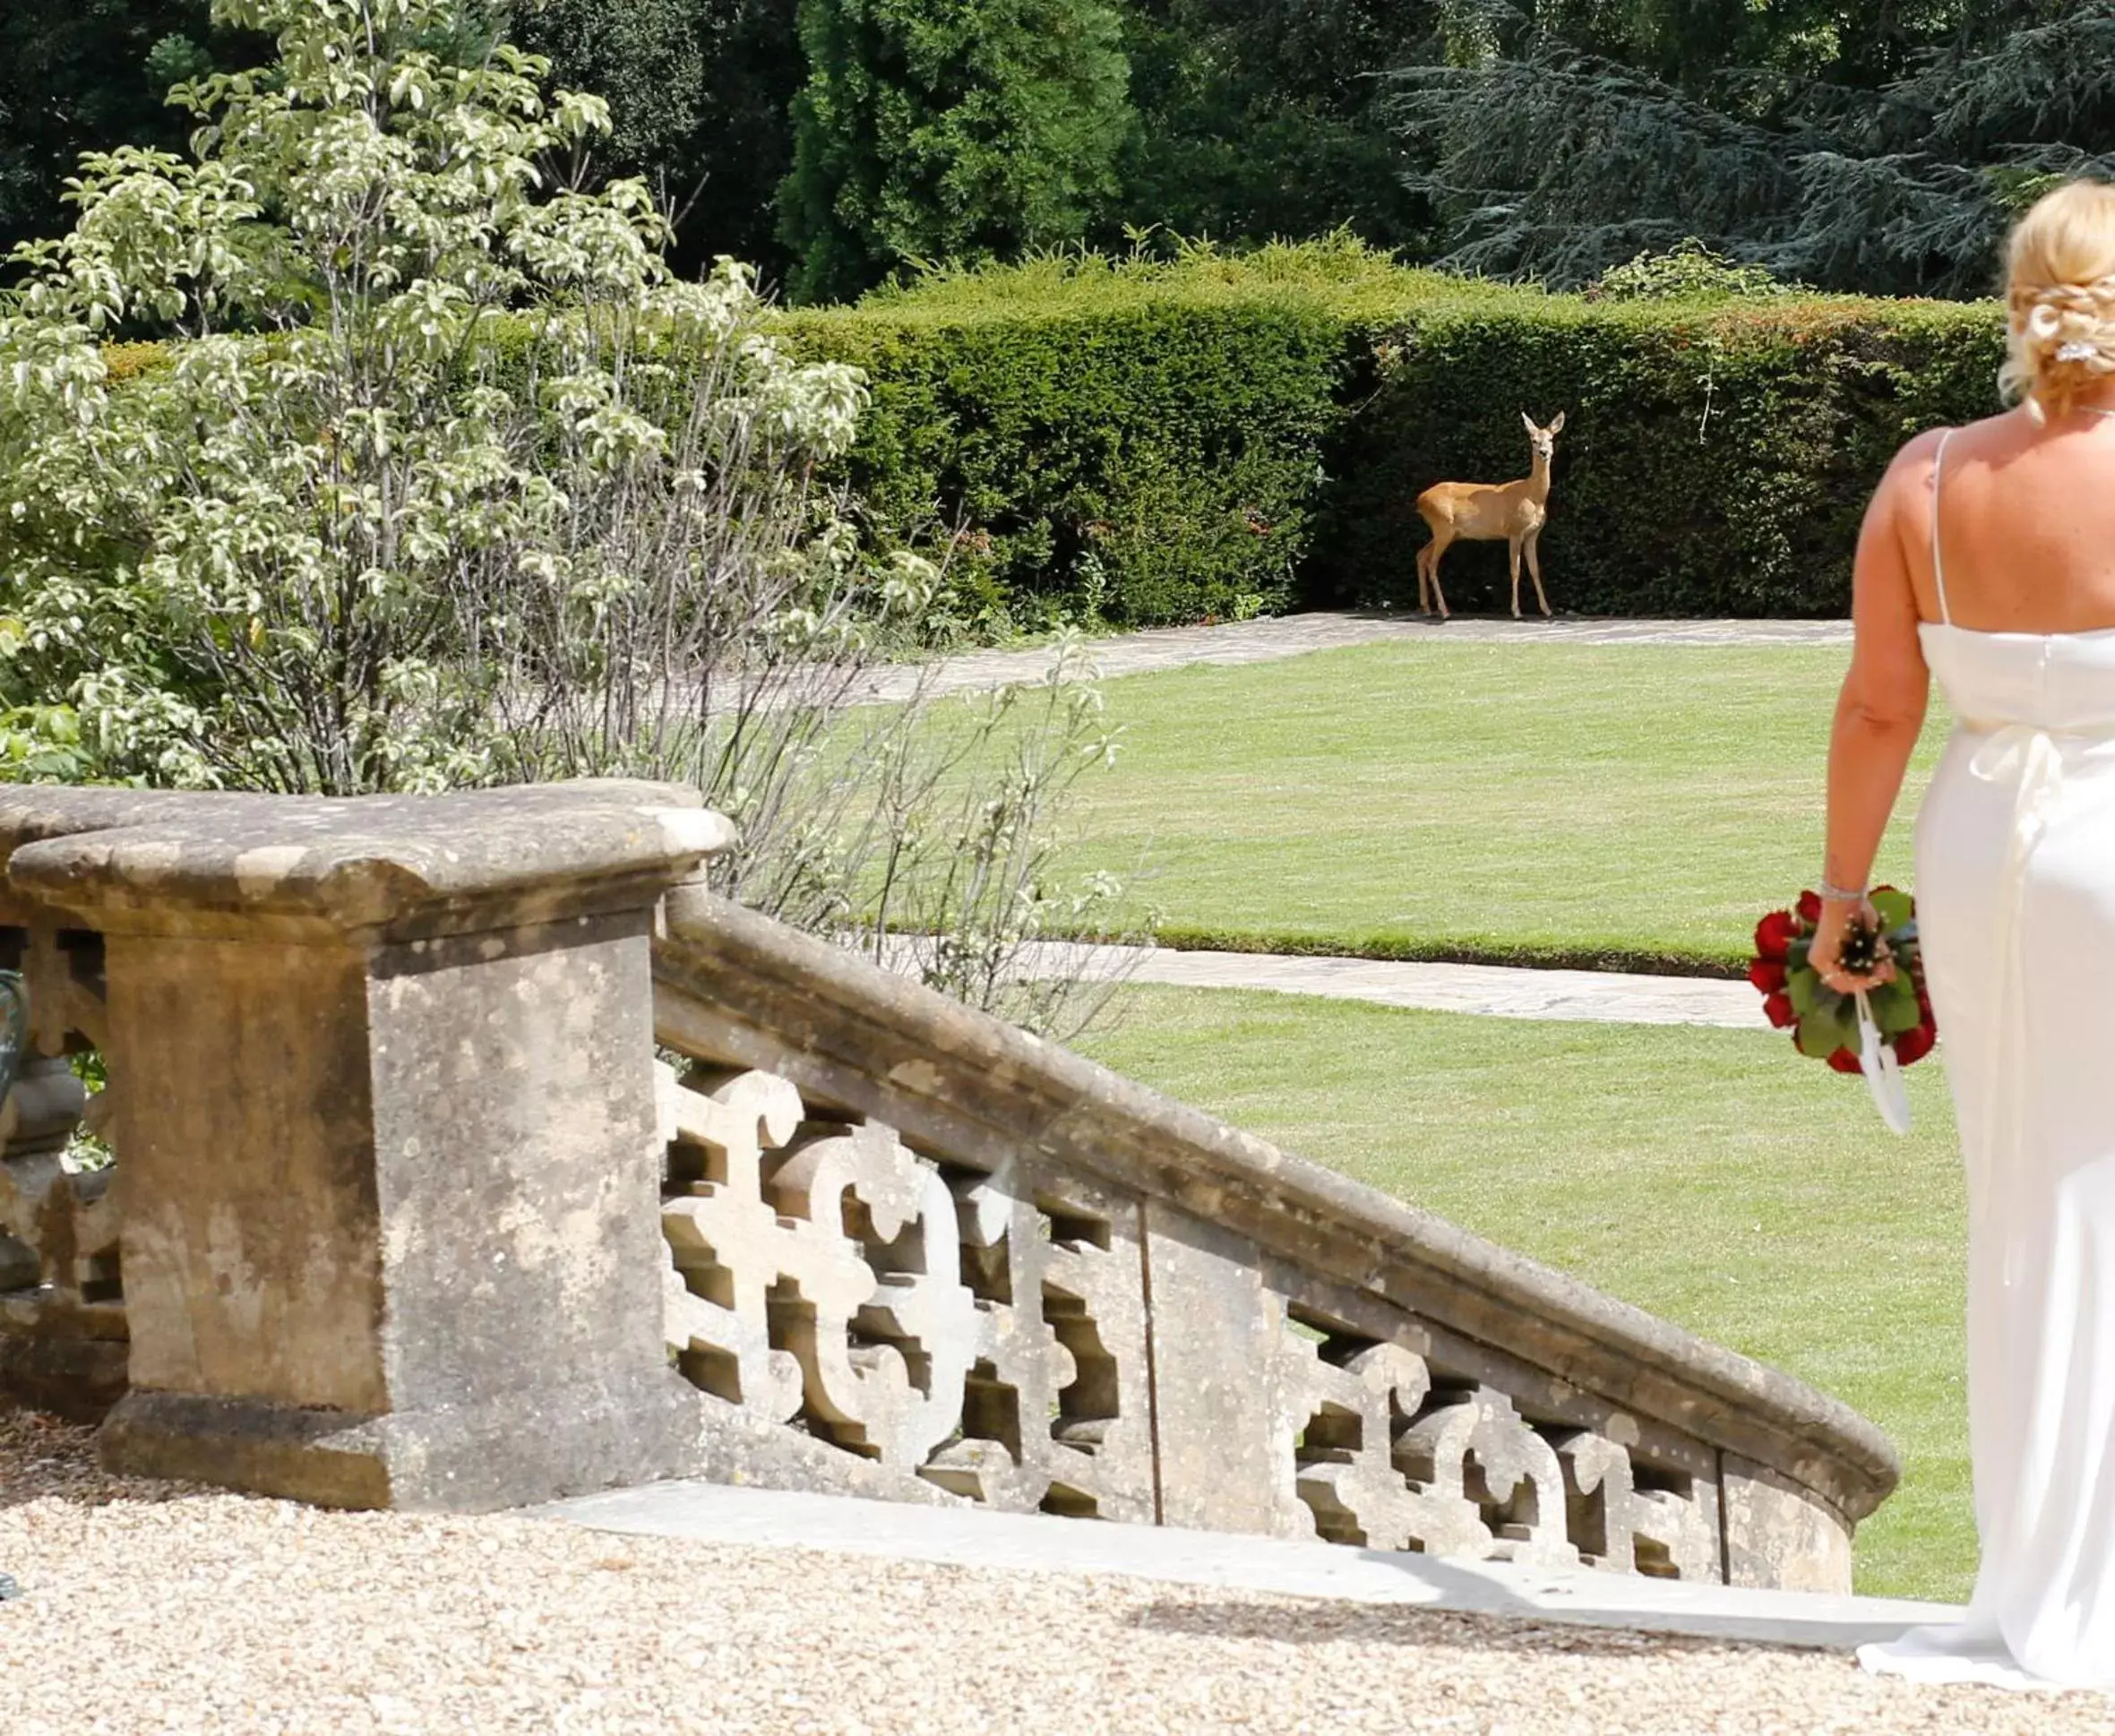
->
[1128,1597,1722,1657]
[0,1412,199,1510]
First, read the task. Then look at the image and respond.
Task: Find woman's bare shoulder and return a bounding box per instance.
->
[1898,409,2023,467]
[1875,413,2016,509]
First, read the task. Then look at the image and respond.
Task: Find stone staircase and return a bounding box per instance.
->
[0,780,1895,1600]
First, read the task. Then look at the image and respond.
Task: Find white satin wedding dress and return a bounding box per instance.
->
[1860,429,2115,1690]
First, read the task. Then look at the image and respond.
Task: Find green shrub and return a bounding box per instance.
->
[1586,238,1799,303]
[778,251,1354,632]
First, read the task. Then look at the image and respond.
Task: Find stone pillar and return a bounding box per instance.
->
[0,781,730,1511]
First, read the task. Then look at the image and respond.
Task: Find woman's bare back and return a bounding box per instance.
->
[1907,410,2115,633]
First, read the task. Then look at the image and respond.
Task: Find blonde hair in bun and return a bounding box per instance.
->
[2002,179,2115,421]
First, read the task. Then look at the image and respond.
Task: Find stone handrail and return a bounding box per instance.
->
[650,887,1897,1593]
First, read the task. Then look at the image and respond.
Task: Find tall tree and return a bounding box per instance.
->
[778,0,1135,304]
[1389,0,2115,295]
[1119,0,1435,250]
[0,0,222,259]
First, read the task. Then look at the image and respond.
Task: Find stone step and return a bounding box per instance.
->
[529,1479,1956,1654]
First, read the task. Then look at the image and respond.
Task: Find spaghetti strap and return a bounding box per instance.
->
[1931,429,1956,628]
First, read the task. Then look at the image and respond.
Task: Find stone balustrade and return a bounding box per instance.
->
[0,783,1898,1594]
[649,889,1896,1594]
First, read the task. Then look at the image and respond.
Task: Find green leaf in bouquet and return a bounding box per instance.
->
[1797,1003,1857,1060]
[1787,966,1826,1017]
[1788,937,1813,971]
[1870,889,1914,930]
[1867,974,1922,1036]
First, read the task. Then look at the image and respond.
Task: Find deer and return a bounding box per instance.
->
[1414,410,1567,622]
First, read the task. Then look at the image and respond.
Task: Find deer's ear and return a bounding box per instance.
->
[1549,410,1567,434]
[1520,410,1535,434]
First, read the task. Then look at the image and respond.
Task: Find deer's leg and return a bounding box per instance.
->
[1509,537,1525,620]
[1526,530,1552,618]
[1423,533,1453,621]
[1415,538,1431,614]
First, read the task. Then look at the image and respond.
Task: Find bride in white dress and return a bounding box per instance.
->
[1816,179,2115,1691]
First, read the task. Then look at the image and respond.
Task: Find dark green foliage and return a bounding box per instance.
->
[682,0,804,279]
[1394,0,2115,296]
[1117,0,1434,251]
[505,0,706,191]
[503,0,802,280]
[781,255,1348,625]
[0,0,217,259]
[778,0,1136,305]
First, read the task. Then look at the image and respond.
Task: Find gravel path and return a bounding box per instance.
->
[4,1414,2107,1735]
[855,612,1854,703]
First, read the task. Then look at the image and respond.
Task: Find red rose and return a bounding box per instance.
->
[1754,910,1798,962]
[1763,991,1796,1029]
[1796,889,1823,925]
[1894,1022,1937,1066]
[1749,959,1788,994]
[1827,1046,1863,1075]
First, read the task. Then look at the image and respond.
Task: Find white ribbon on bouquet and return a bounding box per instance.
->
[1853,988,1912,1136]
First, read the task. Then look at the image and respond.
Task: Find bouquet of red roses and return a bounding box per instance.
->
[1750,886,1936,1076]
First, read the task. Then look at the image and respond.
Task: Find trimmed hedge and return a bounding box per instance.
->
[778,257,1357,632]
[784,245,2008,624]
[1316,288,2003,616]
[90,243,2012,626]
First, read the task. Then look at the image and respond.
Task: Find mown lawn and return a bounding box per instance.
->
[1075,985,1971,1605]
[1056,640,1949,971]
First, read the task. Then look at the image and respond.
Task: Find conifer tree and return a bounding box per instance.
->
[1390,0,2115,295]
[778,0,1134,303]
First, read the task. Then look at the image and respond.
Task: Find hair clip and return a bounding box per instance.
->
[2059,339,2100,363]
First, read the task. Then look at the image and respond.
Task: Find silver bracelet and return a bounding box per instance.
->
[1817,879,1868,903]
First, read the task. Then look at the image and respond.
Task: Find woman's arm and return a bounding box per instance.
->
[1810,441,1935,989]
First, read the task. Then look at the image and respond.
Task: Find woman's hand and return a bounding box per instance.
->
[1810,897,1898,994]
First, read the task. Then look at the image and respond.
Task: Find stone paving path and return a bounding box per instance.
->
[861,610,1853,702]
[537,1479,1954,1654]
[1010,941,1763,1029]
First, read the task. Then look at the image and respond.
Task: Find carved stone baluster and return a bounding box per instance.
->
[763,1122,978,1471]
[1032,1173,1154,1521]
[1556,1429,1720,1581]
[1292,1340,1438,1548]
[659,1065,807,1423]
[922,1161,1070,1511]
[924,1162,1153,1520]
